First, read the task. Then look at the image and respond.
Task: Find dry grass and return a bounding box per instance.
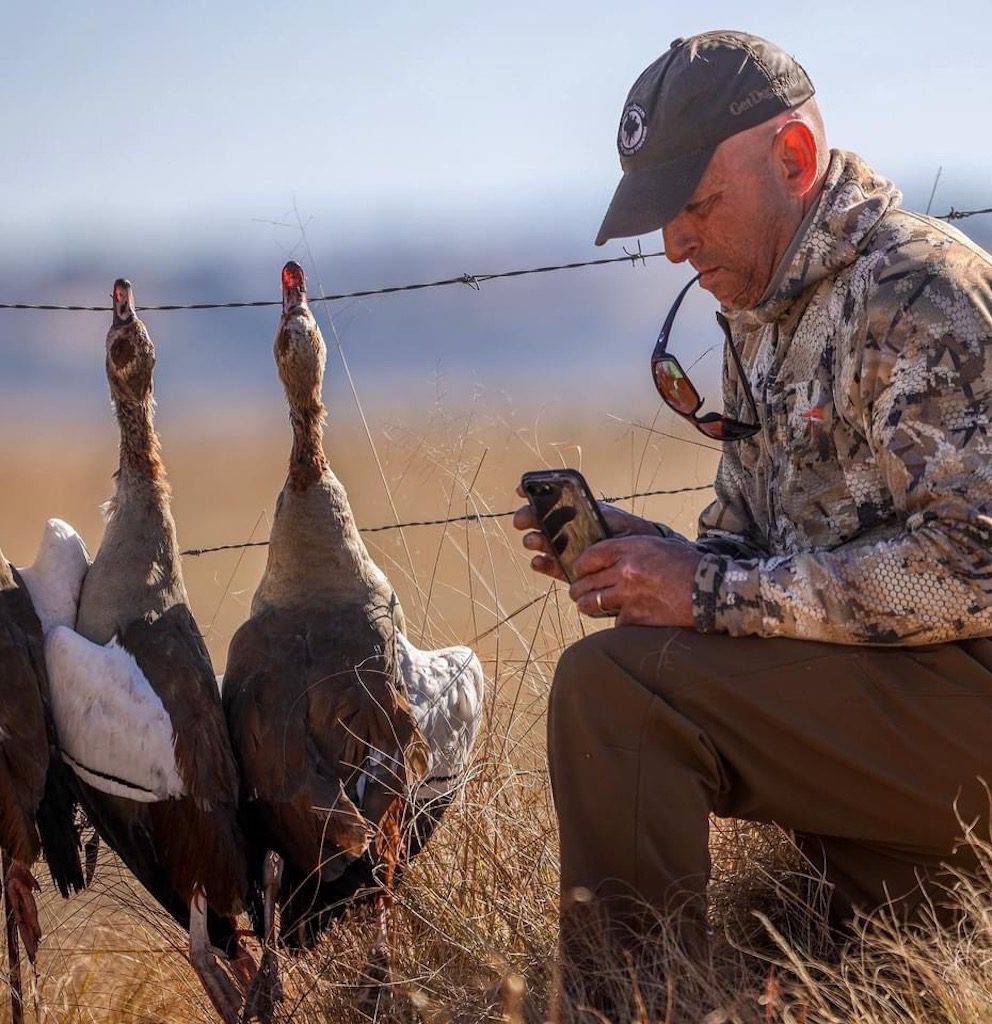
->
[3,402,992,1023]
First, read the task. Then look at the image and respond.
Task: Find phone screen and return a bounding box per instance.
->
[523,472,608,582]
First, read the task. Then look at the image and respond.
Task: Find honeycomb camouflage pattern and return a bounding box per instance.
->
[691,150,992,645]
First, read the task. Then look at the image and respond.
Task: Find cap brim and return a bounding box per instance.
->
[594,144,717,246]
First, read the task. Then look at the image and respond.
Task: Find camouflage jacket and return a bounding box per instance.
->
[691,150,992,645]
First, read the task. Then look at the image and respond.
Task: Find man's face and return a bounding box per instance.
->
[661,131,796,311]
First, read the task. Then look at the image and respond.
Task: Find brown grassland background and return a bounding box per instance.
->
[4,400,992,1023]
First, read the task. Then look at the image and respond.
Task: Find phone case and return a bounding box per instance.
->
[521,469,610,582]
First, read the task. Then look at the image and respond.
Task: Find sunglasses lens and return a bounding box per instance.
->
[653,357,700,415]
[696,417,758,440]
[652,281,759,443]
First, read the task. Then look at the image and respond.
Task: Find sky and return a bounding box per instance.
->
[1,1,990,433]
[2,0,990,257]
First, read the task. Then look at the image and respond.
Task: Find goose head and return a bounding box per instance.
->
[106,279,155,408]
[275,261,326,412]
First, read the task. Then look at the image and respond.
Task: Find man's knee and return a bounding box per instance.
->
[549,626,692,757]
[551,626,695,712]
[551,630,614,707]
[551,629,633,735]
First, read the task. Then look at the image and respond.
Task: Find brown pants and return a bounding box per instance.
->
[548,626,992,944]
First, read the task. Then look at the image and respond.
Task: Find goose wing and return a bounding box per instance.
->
[113,606,246,914]
[399,633,485,801]
[5,565,85,895]
[116,605,240,807]
[0,588,49,864]
[18,519,91,635]
[45,625,185,803]
[304,606,429,826]
[49,609,245,919]
[224,610,372,884]
[272,637,485,948]
[224,604,427,884]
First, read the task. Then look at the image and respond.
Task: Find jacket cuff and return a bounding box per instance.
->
[692,553,767,636]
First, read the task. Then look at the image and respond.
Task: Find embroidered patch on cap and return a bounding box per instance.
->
[618,103,647,157]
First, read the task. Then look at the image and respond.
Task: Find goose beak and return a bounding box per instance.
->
[281,261,308,314]
[112,279,136,326]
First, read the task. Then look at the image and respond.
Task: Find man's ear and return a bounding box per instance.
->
[773,120,819,198]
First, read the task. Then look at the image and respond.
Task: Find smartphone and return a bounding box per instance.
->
[520,468,611,583]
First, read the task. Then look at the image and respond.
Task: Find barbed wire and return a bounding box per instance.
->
[942,206,992,221]
[178,482,713,557]
[1,202,989,314]
[0,243,659,313]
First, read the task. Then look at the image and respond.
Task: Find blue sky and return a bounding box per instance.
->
[3,0,990,256]
[2,0,990,430]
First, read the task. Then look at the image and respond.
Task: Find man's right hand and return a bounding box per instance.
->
[513,488,670,580]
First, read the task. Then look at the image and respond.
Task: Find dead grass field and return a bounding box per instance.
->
[4,405,992,1023]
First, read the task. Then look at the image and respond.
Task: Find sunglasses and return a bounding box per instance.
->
[650,273,760,441]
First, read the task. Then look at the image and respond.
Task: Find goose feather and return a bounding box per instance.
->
[45,626,184,803]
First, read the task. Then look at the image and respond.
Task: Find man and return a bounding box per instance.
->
[515,29,992,958]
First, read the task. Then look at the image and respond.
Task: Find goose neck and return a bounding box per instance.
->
[114,396,166,482]
[254,473,380,609]
[288,401,329,492]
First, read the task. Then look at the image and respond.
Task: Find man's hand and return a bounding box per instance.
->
[512,489,665,581]
[514,487,700,625]
[569,535,702,628]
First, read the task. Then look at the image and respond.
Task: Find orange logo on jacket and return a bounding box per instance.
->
[801,407,824,436]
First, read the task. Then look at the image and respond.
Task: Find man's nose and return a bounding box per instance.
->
[662,215,699,264]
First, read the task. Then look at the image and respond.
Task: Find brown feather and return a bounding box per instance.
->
[119,608,239,806]
[224,601,424,885]
[0,561,50,865]
[74,600,247,917]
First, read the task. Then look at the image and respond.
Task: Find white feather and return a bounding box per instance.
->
[45,625,184,803]
[397,632,485,801]
[19,519,91,635]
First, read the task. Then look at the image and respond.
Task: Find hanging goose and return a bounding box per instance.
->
[222,262,485,1012]
[0,519,88,963]
[44,280,254,1024]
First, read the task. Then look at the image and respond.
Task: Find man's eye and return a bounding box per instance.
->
[688,194,718,216]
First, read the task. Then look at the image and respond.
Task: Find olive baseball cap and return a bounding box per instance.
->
[595,31,814,246]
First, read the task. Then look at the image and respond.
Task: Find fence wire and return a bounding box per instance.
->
[944,206,992,221]
[0,244,659,313]
[179,483,714,556]
[5,206,987,552]
[1,201,989,313]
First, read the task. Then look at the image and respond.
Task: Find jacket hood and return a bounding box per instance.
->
[750,149,902,324]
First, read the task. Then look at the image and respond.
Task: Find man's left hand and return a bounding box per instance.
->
[569,535,702,628]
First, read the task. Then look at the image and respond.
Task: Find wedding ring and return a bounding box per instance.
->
[595,590,605,613]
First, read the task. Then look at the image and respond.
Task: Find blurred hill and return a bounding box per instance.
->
[0,221,670,425]
[1,194,989,436]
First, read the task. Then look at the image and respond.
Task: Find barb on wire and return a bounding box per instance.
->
[940,206,992,222]
[0,248,666,313]
[179,482,713,557]
[623,239,648,267]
